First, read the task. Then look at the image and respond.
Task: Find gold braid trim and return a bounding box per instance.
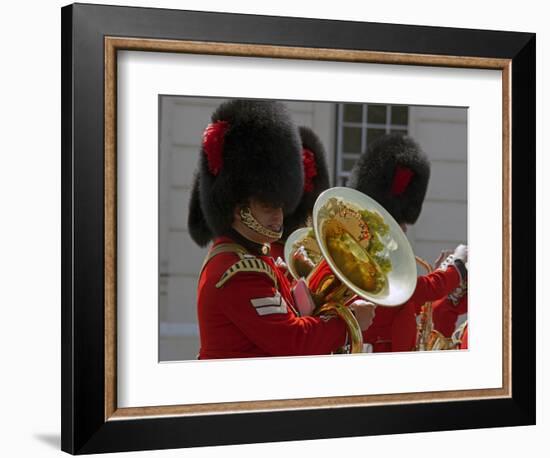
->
[216,257,278,289]
[239,207,283,240]
[199,243,248,278]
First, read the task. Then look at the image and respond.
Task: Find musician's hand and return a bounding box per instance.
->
[349,299,376,331]
[453,244,468,264]
[436,244,468,276]
[274,256,288,272]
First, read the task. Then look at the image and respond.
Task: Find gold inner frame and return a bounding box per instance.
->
[104,37,512,421]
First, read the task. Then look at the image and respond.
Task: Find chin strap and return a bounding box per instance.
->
[239,207,283,240]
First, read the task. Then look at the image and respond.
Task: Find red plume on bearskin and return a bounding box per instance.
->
[202,120,229,176]
[302,148,318,193]
[391,166,415,196]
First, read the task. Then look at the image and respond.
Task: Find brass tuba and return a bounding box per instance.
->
[284,187,418,353]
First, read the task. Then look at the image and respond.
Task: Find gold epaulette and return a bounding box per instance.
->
[216,257,278,289]
[199,242,278,289]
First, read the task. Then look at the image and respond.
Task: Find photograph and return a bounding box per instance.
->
[158,96,469,362]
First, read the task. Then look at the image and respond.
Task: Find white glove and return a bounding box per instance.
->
[437,244,468,301]
[274,256,288,272]
[438,244,468,272]
[453,244,468,264]
[291,279,315,316]
[349,299,376,331]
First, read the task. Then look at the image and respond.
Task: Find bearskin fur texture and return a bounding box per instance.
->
[282,126,330,239]
[187,99,303,246]
[348,133,430,225]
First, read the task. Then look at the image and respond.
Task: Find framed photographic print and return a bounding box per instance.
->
[61,3,535,454]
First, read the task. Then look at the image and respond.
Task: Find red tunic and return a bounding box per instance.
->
[270,240,285,261]
[432,294,468,337]
[459,325,468,349]
[362,266,462,352]
[197,236,347,359]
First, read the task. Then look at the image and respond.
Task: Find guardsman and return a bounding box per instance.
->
[187,99,375,359]
[348,133,467,352]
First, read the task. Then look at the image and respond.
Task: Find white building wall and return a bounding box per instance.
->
[407,106,468,269]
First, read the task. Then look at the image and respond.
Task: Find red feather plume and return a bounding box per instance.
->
[391,166,415,196]
[202,121,229,176]
[302,148,317,193]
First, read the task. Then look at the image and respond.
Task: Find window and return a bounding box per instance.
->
[335,104,409,185]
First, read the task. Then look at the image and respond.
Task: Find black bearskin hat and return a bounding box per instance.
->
[347,133,430,225]
[282,126,330,239]
[188,171,212,247]
[187,99,303,247]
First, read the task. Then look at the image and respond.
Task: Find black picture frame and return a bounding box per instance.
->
[61,2,535,454]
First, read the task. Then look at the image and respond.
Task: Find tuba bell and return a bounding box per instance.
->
[284,187,418,353]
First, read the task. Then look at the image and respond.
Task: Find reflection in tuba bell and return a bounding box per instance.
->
[284,187,418,353]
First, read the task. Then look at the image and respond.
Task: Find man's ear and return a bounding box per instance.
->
[233,202,246,222]
[233,205,241,221]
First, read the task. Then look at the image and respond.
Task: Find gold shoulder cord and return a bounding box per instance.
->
[216,257,278,288]
[199,243,248,277]
[199,243,278,289]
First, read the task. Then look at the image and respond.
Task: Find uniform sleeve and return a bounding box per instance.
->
[408,266,462,314]
[432,294,468,337]
[390,302,418,352]
[459,326,468,349]
[215,272,347,357]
